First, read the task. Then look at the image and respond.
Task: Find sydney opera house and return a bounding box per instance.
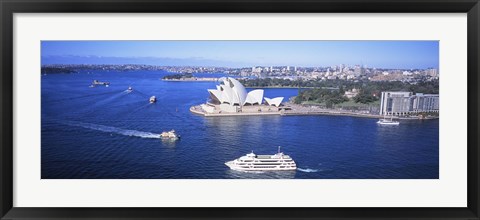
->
[199,77,284,114]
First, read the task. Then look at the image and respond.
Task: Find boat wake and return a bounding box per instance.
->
[62,121,161,139]
[297,168,319,173]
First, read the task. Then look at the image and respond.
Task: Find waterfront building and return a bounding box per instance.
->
[380,91,439,115]
[264,97,284,107]
[411,93,440,113]
[206,77,284,113]
[379,91,412,115]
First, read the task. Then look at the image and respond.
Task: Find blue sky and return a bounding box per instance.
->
[41,41,439,69]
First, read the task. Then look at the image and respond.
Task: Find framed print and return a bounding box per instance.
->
[1,0,479,219]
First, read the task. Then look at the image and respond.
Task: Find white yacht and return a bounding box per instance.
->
[377,116,400,125]
[149,96,157,103]
[225,147,296,171]
[159,130,180,139]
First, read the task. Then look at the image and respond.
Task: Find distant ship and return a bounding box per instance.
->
[126,86,133,93]
[91,80,110,87]
[377,116,400,125]
[225,146,296,171]
[149,96,156,103]
[159,130,180,140]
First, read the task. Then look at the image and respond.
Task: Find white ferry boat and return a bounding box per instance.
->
[159,130,180,139]
[225,147,296,171]
[377,116,400,125]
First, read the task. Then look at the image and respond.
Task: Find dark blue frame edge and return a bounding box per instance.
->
[0,0,479,219]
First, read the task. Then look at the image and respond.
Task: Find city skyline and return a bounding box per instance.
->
[41,41,439,69]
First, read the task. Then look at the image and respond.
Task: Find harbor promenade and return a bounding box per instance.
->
[190,103,438,119]
[190,105,282,117]
[190,103,384,118]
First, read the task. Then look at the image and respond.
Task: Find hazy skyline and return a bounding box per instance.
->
[41,41,439,69]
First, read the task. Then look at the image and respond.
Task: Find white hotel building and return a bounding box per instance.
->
[380,91,439,115]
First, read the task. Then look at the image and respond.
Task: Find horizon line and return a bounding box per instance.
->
[41,63,439,70]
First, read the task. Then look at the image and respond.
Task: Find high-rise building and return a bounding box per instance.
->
[380,91,439,115]
[411,93,439,112]
[380,92,412,115]
[426,68,439,77]
[353,65,364,76]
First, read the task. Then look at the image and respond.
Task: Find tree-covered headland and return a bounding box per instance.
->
[239,78,439,108]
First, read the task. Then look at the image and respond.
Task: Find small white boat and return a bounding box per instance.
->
[149,96,156,103]
[91,80,110,87]
[377,116,400,125]
[159,130,180,139]
[225,146,296,171]
[126,86,133,93]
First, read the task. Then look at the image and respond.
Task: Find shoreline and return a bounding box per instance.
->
[190,107,282,117]
[190,105,439,120]
[245,86,315,89]
[162,78,219,82]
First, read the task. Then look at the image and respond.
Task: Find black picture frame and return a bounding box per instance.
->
[1,0,479,219]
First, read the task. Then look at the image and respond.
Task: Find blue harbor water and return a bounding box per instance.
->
[41,70,439,179]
